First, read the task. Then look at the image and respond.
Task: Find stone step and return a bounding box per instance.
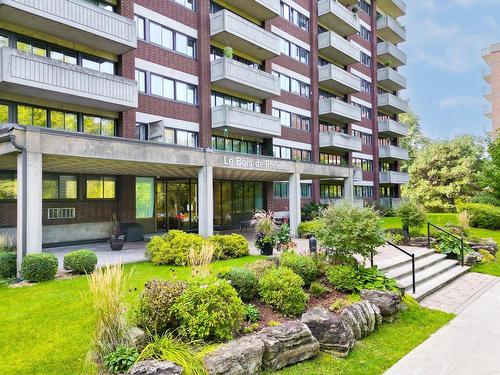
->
[397,259,459,291]
[386,253,449,280]
[408,266,470,301]
[375,248,435,273]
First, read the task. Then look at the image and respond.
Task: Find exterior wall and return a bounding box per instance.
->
[483,46,500,137]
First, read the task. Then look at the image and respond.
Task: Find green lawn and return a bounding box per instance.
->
[274,302,453,375]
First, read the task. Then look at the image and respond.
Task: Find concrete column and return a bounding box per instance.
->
[344,169,354,203]
[16,151,43,272]
[288,173,301,238]
[197,166,214,237]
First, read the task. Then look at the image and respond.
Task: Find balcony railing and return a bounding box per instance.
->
[318,31,360,66]
[317,0,360,37]
[378,93,409,115]
[377,41,407,67]
[377,0,406,18]
[377,15,406,44]
[211,58,280,99]
[379,197,405,209]
[319,131,362,152]
[319,97,361,124]
[484,86,492,101]
[0,48,138,111]
[210,10,280,60]
[0,0,136,54]
[379,171,410,184]
[318,64,361,95]
[379,145,409,161]
[482,67,492,83]
[221,0,280,21]
[378,118,408,137]
[377,67,407,91]
[484,104,493,119]
[212,105,281,138]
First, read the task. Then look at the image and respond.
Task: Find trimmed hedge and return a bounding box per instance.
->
[63,249,98,274]
[209,234,249,259]
[279,252,317,286]
[0,252,16,278]
[146,231,205,266]
[460,203,500,230]
[21,253,58,282]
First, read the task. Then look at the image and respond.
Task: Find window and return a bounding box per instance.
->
[135,16,145,39]
[164,128,198,147]
[50,111,77,132]
[359,26,371,41]
[212,136,262,155]
[83,0,115,11]
[211,91,261,112]
[86,176,116,199]
[82,55,115,74]
[273,145,310,161]
[278,37,309,64]
[355,186,373,199]
[361,52,372,68]
[273,182,289,198]
[136,177,154,219]
[210,46,261,69]
[144,20,196,58]
[17,105,47,127]
[358,0,371,15]
[272,108,310,131]
[361,79,372,93]
[83,115,115,136]
[42,175,78,199]
[353,157,374,171]
[173,0,195,10]
[320,122,347,133]
[272,71,310,98]
[0,104,9,124]
[353,102,372,119]
[148,73,197,104]
[135,69,146,93]
[0,34,8,48]
[320,153,347,166]
[352,130,373,145]
[320,184,344,199]
[280,2,309,30]
[49,47,77,65]
[0,173,16,200]
[301,183,311,198]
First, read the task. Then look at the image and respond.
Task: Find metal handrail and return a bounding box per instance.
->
[427,222,465,267]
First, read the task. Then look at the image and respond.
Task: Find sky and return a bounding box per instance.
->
[400,0,500,139]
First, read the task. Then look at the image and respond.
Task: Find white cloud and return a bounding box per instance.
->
[438,96,484,109]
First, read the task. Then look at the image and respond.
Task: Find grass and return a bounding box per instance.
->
[273,302,454,375]
[0,256,263,375]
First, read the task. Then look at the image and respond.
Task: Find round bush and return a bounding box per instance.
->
[246,259,276,279]
[209,234,249,259]
[326,265,358,292]
[279,252,317,286]
[146,230,205,266]
[171,278,244,342]
[258,267,308,317]
[220,267,258,301]
[63,249,98,274]
[0,252,16,278]
[21,253,58,282]
[460,203,500,230]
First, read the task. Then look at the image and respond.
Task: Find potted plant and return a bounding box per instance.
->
[274,224,294,252]
[223,46,233,59]
[109,212,125,251]
[251,210,277,256]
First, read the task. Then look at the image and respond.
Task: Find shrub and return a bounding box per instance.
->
[244,303,260,323]
[0,252,16,278]
[220,267,257,301]
[0,234,15,252]
[104,345,139,374]
[171,278,244,342]
[209,234,249,259]
[479,249,495,264]
[302,202,327,221]
[246,259,276,279]
[396,200,427,232]
[20,253,58,282]
[326,265,358,292]
[274,224,292,247]
[258,267,308,317]
[386,232,405,245]
[436,234,472,258]
[136,280,186,334]
[316,202,385,262]
[459,203,500,230]
[146,231,204,266]
[63,249,97,274]
[309,281,329,297]
[297,220,322,238]
[279,252,317,286]
[471,193,500,207]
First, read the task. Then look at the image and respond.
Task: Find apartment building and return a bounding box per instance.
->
[0,0,408,264]
[483,43,500,137]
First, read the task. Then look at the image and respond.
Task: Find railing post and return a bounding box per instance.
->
[370,249,374,267]
[461,238,464,267]
[412,254,416,294]
[427,222,431,249]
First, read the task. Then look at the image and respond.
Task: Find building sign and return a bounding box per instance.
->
[223,155,288,171]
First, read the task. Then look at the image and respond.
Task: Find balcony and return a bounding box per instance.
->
[484,86,492,101]
[0,0,136,54]
[378,93,409,115]
[319,97,361,124]
[317,0,360,37]
[379,145,409,161]
[318,64,361,95]
[377,41,407,67]
[483,67,492,83]
[379,171,410,184]
[319,131,362,152]
[379,197,405,209]
[212,105,281,138]
[318,31,360,66]
[377,15,406,44]
[221,0,280,22]
[211,58,280,100]
[378,118,408,137]
[377,67,407,91]
[0,48,138,111]
[210,10,280,61]
[377,0,406,18]
[485,104,493,120]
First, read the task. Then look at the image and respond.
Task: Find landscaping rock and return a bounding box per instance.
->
[128,360,183,375]
[465,252,479,267]
[360,289,403,322]
[408,237,436,248]
[301,307,355,358]
[127,326,147,351]
[204,335,265,375]
[468,240,498,256]
[340,301,382,340]
[258,321,320,371]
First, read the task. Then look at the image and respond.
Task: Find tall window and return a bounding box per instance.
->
[0,104,9,124]
[361,52,372,68]
[280,2,309,30]
[301,183,312,198]
[43,175,78,199]
[136,177,155,219]
[353,158,373,171]
[320,184,344,199]
[0,173,16,200]
[355,186,373,199]
[86,176,116,199]
[359,26,371,41]
[273,182,289,198]
[134,16,145,39]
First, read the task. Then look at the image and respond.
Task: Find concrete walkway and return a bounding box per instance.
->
[385,280,500,375]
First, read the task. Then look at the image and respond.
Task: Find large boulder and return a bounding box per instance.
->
[127,326,147,351]
[128,360,182,375]
[340,301,382,340]
[360,289,402,322]
[258,321,320,371]
[468,240,498,256]
[301,307,355,358]
[204,335,265,375]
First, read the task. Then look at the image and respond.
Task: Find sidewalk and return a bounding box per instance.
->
[385,280,500,375]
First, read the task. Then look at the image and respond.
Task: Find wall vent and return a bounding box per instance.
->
[48,208,76,220]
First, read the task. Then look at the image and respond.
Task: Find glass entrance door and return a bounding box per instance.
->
[156,179,198,232]
[156,180,167,231]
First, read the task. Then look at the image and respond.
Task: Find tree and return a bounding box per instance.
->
[396,200,427,239]
[479,137,500,202]
[404,135,483,212]
[399,111,430,171]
